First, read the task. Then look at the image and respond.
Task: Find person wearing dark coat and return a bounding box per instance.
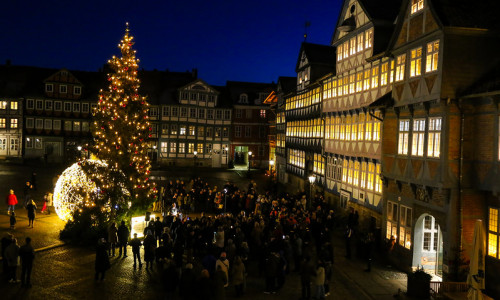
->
[1,233,13,280]
[19,237,35,287]
[163,260,179,300]
[179,263,196,300]
[117,221,129,257]
[26,199,37,228]
[95,238,110,281]
[197,269,214,300]
[129,233,142,268]
[214,265,227,300]
[299,256,316,300]
[143,234,156,270]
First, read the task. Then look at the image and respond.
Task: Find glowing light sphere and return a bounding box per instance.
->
[53,159,107,221]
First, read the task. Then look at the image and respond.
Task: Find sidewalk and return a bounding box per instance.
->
[0,210,66,257]
[330,230,409,300]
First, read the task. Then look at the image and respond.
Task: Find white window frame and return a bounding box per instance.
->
[45,84,53,92]
[395,54,406,82]
[60,85,67,94]
[410,47,422,77]
[412,119,426,156]
[398,119,410,155]
[74,86,81,95]
[428,117,441,158]
[27,99,34,109]
[426,40,439,73]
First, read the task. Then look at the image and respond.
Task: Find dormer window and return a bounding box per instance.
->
[239,94,248,104]
[60,85,67,94]
[46,84,53,92]
[74,86,81,95]
[411,0,424,14]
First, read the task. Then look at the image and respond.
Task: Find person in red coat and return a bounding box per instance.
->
[6,189,18,214]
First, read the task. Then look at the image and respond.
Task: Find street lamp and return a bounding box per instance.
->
[308,175,316,210]
[248,151,252,170]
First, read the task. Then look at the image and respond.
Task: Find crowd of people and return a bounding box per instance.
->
[94,177,340,300]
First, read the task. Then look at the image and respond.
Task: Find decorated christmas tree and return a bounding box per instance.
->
[90,23,155,213]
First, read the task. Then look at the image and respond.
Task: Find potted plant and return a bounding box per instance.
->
[407,266,432,298]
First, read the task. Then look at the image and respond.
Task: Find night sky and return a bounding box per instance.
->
[0,0,341,86]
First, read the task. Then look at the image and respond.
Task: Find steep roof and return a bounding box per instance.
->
[277,76,296,95]
[295,42,336,72]
[429,0,500,29]
[357,0,402,22]
[225,81,275,105]
[140,70,197,105]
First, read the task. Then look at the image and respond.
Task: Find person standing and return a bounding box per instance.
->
[23,181,33,208]
[215,252,229,288]
[299,256,315,300]
[1,233,13,280]
[143,233,156,270]
[231,256,246,297]
[95,238,110,282]
[26,199,37,228]
[117,220,129,257]
[4,238,20,283]
[314,260,326,300]
[6,189,18,214]
[108,222,118,257]
[9,211,16,229]
[129,233,142,268]
[19,237,34,287]
[41,193,50,214]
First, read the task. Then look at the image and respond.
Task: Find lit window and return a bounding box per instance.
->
[360,161,367,188]
[10,119,18,129]
[387,201,399,240]
[428,117,442,157]
[411,0,424,14]
[365,28,373,48]
[160,142,168,153]
[197,143,204,154]
[347,160,353,184]
[349,74,355,94]
[353,160,359,186]
[363,70,371,90]
[260,110,266,118]
[350,37,356,56]
[180,126,186,135]
[343,77,349,95]
[372,113,381,141]
[380,63,388,86]
[170,125,177,135]
[410,47,422,77]
[399,206,412,249]
[398,119,410,155]
[395,54,406,82]
[189,126,195,136]
[489,208,499,258]
[343,41,349,58]
[188,143,195,153]
[351,115,357,141]
[356,72,363,92]
[358,113,365,141]
[422,215,439,251]
[10,101,18,110]
[426,40,439,73]
[371,66,379,89]
[357,33,364,52]
[179,143,185,153]
[0,118,5,128]
[375,163,382,193]
[365,114,372,141]
[367,162,374,190]
[342,159,348,182]
[412,119,426,156]
[390,60,395,83]
[338,44,343,61]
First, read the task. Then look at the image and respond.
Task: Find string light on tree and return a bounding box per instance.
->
[91,22,156,213]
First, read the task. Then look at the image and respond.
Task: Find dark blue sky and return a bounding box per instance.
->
[0,0,341,86]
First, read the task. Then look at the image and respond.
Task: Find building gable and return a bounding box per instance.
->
[393,0,441,49]
[179,79,218,95]
[333,0,370,43]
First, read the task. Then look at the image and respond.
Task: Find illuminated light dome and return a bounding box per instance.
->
[53,159,108,221]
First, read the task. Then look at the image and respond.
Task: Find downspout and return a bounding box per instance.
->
[458,98,464,255]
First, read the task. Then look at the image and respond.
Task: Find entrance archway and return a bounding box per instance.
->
[412,214,443,279]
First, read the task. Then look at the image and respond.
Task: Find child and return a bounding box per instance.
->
[10,211,16,229]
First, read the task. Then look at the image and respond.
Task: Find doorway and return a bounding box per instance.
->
[412,214,443,279]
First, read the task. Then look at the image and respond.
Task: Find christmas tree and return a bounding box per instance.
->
[90,22,155,213]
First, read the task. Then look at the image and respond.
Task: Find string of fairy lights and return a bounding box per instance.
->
[92,22,155,200]
[53,23,156,221]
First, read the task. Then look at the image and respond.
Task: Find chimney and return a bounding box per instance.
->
[192,68,198,79]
